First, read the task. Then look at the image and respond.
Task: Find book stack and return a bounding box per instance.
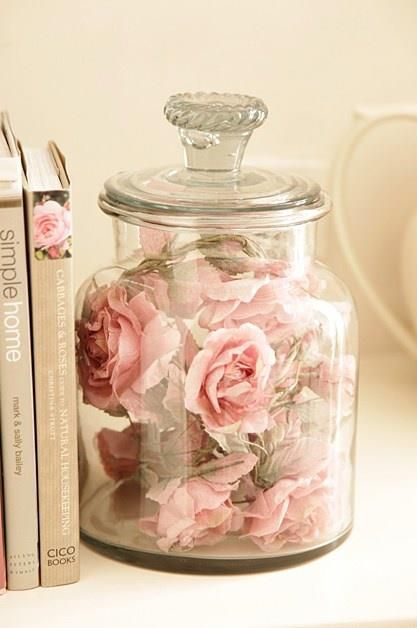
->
[0,113,79,591]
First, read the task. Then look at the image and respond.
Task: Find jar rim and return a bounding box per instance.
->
[98,167,330,231]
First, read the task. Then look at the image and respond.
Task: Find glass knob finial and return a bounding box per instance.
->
[164,92,268,173]
[164,92,268,133]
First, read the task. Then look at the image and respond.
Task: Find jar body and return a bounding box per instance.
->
[76,218,358,572]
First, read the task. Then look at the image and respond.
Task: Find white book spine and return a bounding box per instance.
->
[24,181,79,587]
[0,159,39,590]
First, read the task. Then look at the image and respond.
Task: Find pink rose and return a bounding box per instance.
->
[243,471,335,551]
[199,275,312,342]
[96,424,140,481]
[242,439,336,551]
[185,323,275,434]
[139,452,257,551]
[76,284,180,416]
[139,478,237,552]
[33,200,71,249]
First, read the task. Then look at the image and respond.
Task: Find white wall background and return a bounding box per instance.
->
[1,0,417,353]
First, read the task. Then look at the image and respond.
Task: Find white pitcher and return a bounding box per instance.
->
[331,105,417,360]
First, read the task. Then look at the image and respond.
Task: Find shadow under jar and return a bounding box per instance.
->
[76,92,358,574]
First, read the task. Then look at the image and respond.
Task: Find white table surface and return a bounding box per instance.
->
[1,352,417,628]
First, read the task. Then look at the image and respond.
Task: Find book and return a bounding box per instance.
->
[0,453,6,594]
[0,113,39,590]
[21,141,80,587]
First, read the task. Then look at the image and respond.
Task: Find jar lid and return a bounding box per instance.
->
[99,93,329,230]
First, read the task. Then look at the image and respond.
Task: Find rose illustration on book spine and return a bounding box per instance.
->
[76,231,356,555]
[33,192,72,260]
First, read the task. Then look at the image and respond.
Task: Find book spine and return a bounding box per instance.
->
[0,200,39,590]
[25,188,79,587]
[0,455,6,594]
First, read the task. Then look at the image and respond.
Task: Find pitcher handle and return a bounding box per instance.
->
[331,106,417,360]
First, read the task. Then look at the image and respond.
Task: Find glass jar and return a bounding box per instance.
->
[76,93,358,573]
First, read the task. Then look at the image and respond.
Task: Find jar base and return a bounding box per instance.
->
[81,526,352,575]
